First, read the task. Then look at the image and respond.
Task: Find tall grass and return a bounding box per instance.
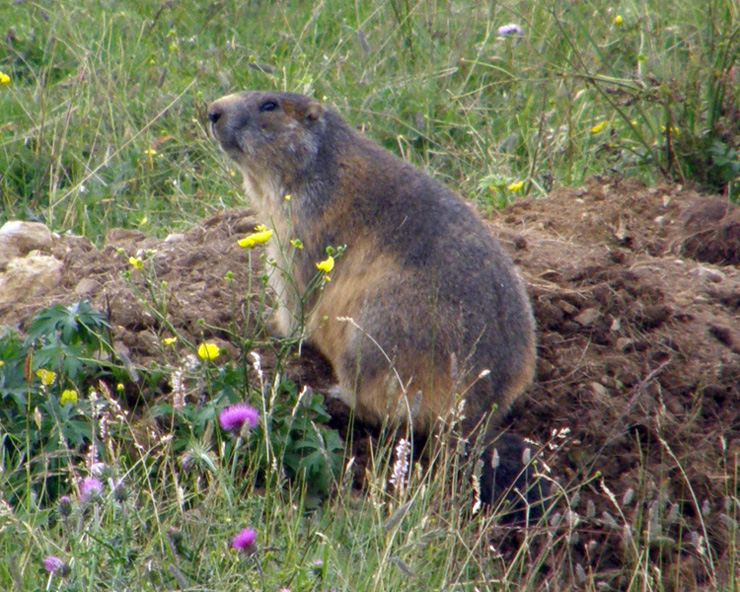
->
[2,0,738,240]
[1,1,739,590]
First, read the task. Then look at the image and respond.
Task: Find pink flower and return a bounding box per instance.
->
[81,476,103,501]
[219,404,259,433]
[232,527,258,554]
[43,556,66,574]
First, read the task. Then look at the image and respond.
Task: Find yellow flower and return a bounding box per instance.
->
[0,72,10,86]
[590,121,608,134]
[507,181,524,193]
[117,383,125,392]
[316,255,335,273]
[238,228,273,249]
[614,15,624,26]
[60,389,79,406]
[290,238,304,250]
[36,369,57,386]
[163,337,177,346]
[197,342,220,361]
[129,256,145,270]
[284,194,292,201]
[144,148,157,157]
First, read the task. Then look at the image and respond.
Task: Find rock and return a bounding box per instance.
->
[574,307,600,327]
[75,277,101,296]
[0,253,63,306]
[0,221,53,269]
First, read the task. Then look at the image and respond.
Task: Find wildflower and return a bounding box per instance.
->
[219,403,259,433]
[80,476,103,501]
[284,193,292,201]
[590,121,608,134]
[389,438,411,491]
[497,23,523,37]
[60,389,78,406]
[43,556,68,575]
[116,382,125,392]
[507,181,524,193]
[57,496,73,518]
[232,527,258,554]
[36,369,57,386]
[171,367,186,409]
[238,225,273,249]
[163,337,177,346]
[145,148,157,157]
[113,480,130,503]
[129,256,144,270]
[85,442,98,470]
[290,238,304,250]
[312,559,325,579]
[197,342,220,361]
[90,462,109,478]
[316,255,335,273]
[0,72,10,86]
[614,15,624,26]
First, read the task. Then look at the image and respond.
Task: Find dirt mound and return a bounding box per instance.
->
[2,180,739,589]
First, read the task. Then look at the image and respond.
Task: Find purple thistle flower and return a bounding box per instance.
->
[312,559,325,579]
[219,403,259,433]
[43,556,66,574]
[232,527,258,554]
[80,476,103,501]
[497,23,524,36]
[58,495,73,517]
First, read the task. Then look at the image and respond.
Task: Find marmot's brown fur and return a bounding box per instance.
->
[209,91,541,516]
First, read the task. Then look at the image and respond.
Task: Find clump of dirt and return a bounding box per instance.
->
[1,179,738,590]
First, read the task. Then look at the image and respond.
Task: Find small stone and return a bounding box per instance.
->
[75,277,100,296]
[574,307,600,327]
[692,266,724,283]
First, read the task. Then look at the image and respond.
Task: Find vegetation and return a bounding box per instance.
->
[1,0,739,590]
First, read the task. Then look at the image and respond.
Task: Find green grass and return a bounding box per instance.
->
[2,0,738,240]
[1,0,740,590]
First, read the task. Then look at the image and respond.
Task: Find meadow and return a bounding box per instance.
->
[1,0,739,590]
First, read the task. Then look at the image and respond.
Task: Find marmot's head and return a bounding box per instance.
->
[208,91,326,183]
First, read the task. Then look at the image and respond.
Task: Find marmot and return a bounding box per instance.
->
[209,91,541,517]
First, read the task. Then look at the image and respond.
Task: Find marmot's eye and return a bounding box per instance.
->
[259,101,278,112]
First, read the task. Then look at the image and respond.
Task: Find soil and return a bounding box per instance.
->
[2,179,739,590]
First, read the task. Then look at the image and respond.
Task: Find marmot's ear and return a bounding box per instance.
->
[304,100,324,122]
